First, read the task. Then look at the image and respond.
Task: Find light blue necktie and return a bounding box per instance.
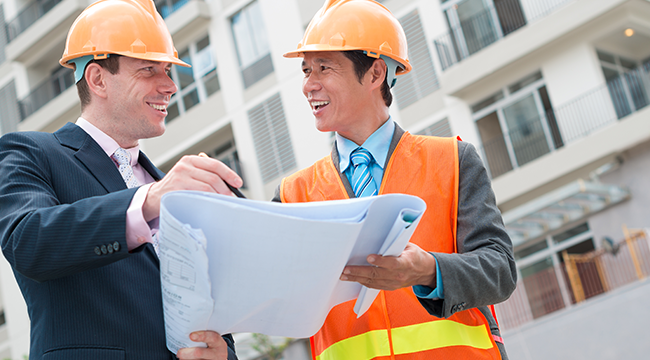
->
[112,148,139,189]
[350,147,378,198]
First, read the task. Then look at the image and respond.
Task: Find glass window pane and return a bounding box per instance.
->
[508,71,543,94]
[597,50,616,64]
[177,49,195,89]
[515,240,549,260]
[197,35,210,52]
[457,0,497,55]
[166,102,179,122]
[619,57,636,70]
[203,70,220,97]
[553,223,589,244]
[521,257,565,318]
[194,45,216,78]
[471,90,504,113]
[231,1,270,68]
[183,89,200,112]
[503,94,549,166]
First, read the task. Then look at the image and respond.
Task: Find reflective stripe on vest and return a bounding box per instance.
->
[282,133,500,360]
[316,319,493,360]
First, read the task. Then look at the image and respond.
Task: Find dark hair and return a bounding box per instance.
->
[342,50,392,107]
[76,55,121,111]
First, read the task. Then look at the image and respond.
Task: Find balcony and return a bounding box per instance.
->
[4,0,86,64]
[18,67,74,121]
[496,228,649,331]
[159,0,211,40]
[480,63,650,179]
[435,0,574,71]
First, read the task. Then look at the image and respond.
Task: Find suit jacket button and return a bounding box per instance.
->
[101,245,107,255]
[113,241,120,252]
[107,245,114,254]
[94,246,102,256]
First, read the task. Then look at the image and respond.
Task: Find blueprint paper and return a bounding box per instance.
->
[158,191,426,352]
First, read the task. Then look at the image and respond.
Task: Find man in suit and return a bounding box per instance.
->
[0,0,239,359]
[277,0,517,359]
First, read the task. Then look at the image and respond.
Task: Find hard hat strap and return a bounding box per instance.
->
[371,53,402,89]
[70,54,111,83]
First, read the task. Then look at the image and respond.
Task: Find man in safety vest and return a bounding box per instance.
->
[278,0,517,359]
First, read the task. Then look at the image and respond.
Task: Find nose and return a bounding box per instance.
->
[160,68,178,96]
[302,72,321,97]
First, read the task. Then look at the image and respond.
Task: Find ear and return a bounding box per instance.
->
[367,59,387,91]
[85,63,109,99]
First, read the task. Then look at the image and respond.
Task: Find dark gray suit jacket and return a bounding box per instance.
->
[0,123,236,360]
[274,124,516,359]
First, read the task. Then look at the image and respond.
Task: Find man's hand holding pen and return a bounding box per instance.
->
[142,154,244,221]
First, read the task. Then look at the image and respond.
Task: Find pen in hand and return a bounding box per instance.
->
[198,152,247,199]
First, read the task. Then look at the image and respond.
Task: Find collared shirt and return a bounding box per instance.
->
[76,118,157,251]
[335,117,444,300]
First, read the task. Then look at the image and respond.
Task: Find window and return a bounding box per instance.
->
[166,35,220,123]
[438,0,526,64]
[472,71,562,178]
[154,0,188,18]
[597,49,650,119]
[514,223,593,318]
[416,118,452,137]
[231,1,274,88]
[208,141,245,188]
[0,80,21,133]
[393,10,440,109]
[248,93,296,183]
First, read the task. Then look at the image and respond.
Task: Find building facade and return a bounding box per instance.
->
[0,0,649,358]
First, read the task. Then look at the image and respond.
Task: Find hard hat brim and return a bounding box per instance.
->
[60,51,191,69]
[283,45,412,74]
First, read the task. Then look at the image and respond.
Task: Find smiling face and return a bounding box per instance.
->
[301,51,378,143]
[103,56,177,148]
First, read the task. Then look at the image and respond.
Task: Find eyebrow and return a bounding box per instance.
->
[302,58,335,67]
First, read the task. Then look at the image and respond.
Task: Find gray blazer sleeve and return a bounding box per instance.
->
[417,141,517,318]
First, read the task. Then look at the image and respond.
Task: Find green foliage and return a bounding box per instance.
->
[250,333,291,360]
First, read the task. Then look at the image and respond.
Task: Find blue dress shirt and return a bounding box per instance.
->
[335,118,444,299]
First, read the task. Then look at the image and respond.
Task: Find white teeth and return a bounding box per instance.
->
[311,101,330,109]
[149,103,166,111]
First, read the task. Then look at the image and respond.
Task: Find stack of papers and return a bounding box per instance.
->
[158,191,426,353]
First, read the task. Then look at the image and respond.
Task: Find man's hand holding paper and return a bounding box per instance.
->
[340,242,437,291]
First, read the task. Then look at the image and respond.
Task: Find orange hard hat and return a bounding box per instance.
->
[60,0,189,78]
[283,0,411,76]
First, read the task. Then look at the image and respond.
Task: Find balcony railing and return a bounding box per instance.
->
[435,0,573,71]
[5,0,62,43]
[19,68,74,121]
[480,64,650,178]
[154,0,189,19]
[496,230,650,331]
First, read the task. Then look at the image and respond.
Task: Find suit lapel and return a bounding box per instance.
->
[55,122,127,193]
[138,151,165,181]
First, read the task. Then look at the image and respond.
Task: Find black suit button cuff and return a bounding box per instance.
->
[94,246,102,256]
[113,241,120,252]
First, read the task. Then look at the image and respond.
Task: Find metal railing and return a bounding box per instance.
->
[19,68,74,121]
[496,229,650,331]
[479,64,650,178]
[5,0,62,43]
[435,0,573,71]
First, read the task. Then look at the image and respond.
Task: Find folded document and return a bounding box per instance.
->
[158,191,426,353]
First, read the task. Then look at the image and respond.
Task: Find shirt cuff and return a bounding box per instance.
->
[126,183,155,251]
[412,253,444,299]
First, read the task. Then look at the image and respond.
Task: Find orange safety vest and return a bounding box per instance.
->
[281,133,501,360]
